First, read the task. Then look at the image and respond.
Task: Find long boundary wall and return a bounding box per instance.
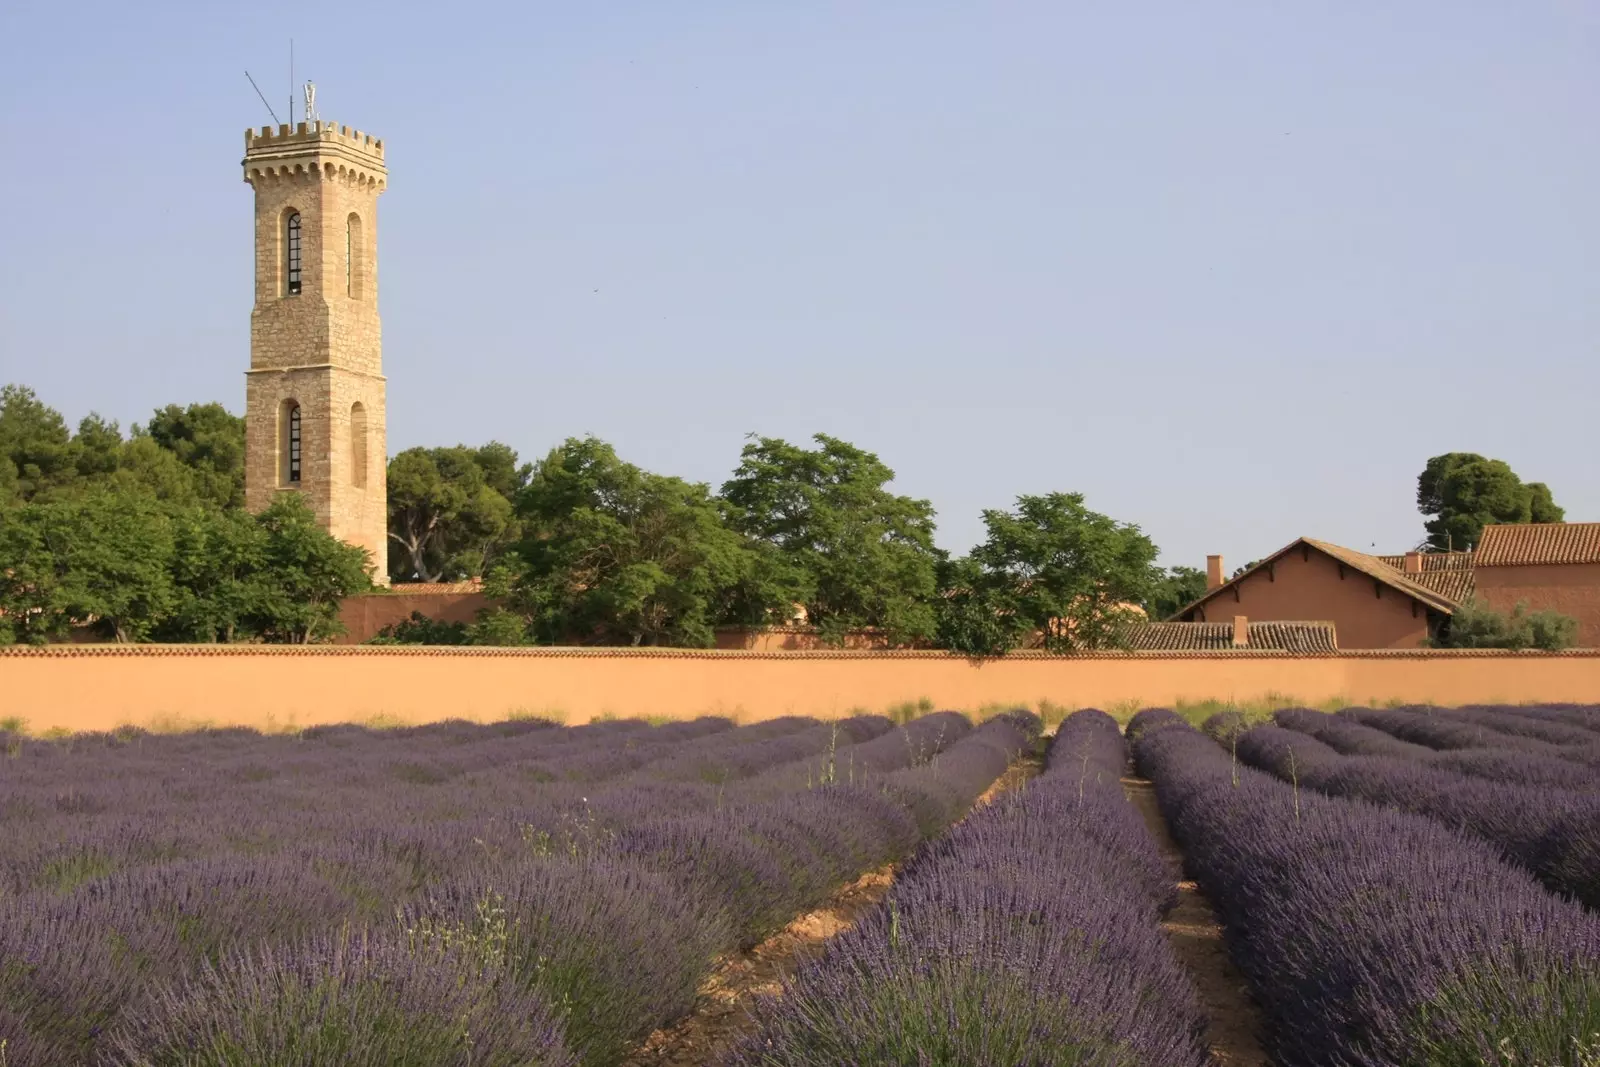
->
[2,647,1597,734]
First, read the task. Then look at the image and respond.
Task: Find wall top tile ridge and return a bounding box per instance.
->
[1,645,1595,660]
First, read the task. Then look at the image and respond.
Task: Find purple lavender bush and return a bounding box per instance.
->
[726,709,1208,1067]
[104,928,576,1067]
[1236,721,1597,904]
[398,853,729,1067]
[1134,718,1600,1065]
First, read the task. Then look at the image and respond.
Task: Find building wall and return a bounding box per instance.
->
[2,647,1596,734]
[336,590,493,644]
[1186,548,1432,649]
[1474,562,1600,648]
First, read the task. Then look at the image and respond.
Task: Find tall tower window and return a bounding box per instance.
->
[350,402,368,487]
[281,401,302,485]
[285,212,303,296]
[346,213,364,299]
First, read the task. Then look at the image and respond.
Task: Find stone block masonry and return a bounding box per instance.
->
[242,120,389,580]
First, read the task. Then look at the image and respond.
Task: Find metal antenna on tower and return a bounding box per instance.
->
[289,39,294,128]
[245,71,281,125]
[304,81,318,124]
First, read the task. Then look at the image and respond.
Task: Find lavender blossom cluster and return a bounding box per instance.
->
[1133,715,1600,1066]
[1242,707,1600,908]
[726,709,1210,1067]
[0,708,1023,1066]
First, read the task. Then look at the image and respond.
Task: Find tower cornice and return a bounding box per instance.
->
[243,122,387,190]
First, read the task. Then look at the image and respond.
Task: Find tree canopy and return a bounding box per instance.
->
[386,444,527,583]
[1145,565,1210,620]
[495,437,773,647]
[966,492,1159,651]
[1417,453,1563,552]
[720,434,942,645]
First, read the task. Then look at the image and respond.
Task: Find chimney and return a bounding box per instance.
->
[1206,555,1225,591]
[1232,615,1249,647]
[1402,552,1423,575]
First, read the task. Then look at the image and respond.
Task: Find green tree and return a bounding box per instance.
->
[933,556,1025,656]
[720,434,941,645]
[250,495,373,643]
[158,506,271,643]
[386,444,523,583]
[135,402,247,509]
[1417,453,1565,551]
[0,488,176,643]
[1145,565,1209,619]
[367,610,469,646]
[0,385,78,501]
[1433,599,1577,651]
[72,414,124,480]
[969,492,1159,652]
[501,437,759,646]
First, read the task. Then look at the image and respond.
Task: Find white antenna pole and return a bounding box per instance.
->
[289,39,294,128]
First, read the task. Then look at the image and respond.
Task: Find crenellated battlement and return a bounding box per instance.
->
[245,120,384,158]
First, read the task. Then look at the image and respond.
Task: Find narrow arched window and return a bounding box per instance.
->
[285,212,303,296]
[345,213,364,299]
[281,401,302,485]
[350,402,368,487]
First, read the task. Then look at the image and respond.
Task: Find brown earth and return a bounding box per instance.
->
[1122,774,1271,1067]
[623,753,1044,1067]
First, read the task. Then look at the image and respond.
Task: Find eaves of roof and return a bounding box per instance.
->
[1167,537,1460,621]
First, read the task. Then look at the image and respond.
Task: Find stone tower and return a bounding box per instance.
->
[241,120,389,582]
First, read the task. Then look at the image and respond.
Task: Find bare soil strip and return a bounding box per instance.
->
[624,754,1043,1067]
[1121,774,1270,1067]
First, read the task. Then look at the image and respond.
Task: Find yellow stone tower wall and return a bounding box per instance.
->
[242,122,389,582]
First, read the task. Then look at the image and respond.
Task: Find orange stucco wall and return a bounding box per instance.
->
[1189,548,1431,649]
[1475,563,1600,648]
[335,591,493,644]
[2,647,1596,734]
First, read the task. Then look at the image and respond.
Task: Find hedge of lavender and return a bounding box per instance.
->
[0,710,1025,1066]
[726,709,1209,1067]
[1251,708,1600,909]
[1276,706,1599,791]
[1341,705,1600,770]
[1231,718,1600,909]
[1134,717,1600,1066]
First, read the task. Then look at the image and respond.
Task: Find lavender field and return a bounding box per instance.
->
[1,704,1598,1065]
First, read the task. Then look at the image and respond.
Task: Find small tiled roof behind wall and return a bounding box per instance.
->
[1125,621,1338,653]
[1374,551,1476,605]
[1475,523,1600,567]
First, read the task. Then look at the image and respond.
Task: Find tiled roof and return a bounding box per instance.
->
[1373,551,1476,605]
[1475,522,1600,567]
[1300,539,1461,614]
[1169,537,1464,621]
[380,580,485,595]
[1124,621,1338,653]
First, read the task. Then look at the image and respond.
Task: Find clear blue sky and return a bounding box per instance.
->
[1,1,1595,568]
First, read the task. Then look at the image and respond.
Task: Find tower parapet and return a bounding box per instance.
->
[244,121,386,189]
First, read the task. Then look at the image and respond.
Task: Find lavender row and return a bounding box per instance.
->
[1133,712,1600,1066]
[1232,717,1600,909]
[1341,705,1600,770]
[0,711,1020,1066]
[727,710,1207,1066]
[0,714,895,897]
[1275,707,1599,792]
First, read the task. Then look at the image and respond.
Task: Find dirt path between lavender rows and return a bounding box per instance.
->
[1122,773,1270,1067]
[623,753,1044,1067]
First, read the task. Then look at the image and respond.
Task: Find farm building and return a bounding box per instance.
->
[1174,522,1600,649]
[1471,522,1600,648]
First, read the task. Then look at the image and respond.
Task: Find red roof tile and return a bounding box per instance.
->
[1125,621,1337,653]
[1474,523,1600,567]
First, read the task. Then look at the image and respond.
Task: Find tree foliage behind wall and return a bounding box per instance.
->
[1417,452,1564,552]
